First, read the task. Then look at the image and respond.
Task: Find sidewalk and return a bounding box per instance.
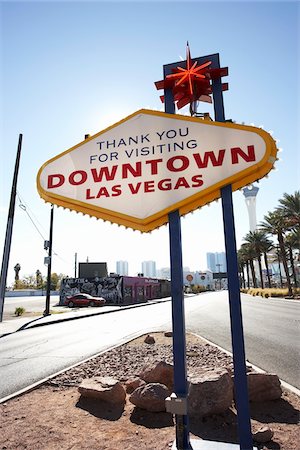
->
[0,297,172,337]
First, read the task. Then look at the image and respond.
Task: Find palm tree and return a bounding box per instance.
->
[237,249,246,288]
[239,243,257,288]
[285,229,300,287]
[256,232,274,288]
[277,191,300,229]
[243,231,273,288]
[278,192,300,288]
[243,231,264,288]
[238,245,250,288]
[260,210,293,296]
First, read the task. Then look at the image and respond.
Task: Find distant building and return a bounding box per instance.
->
[141,261,156,277]
[116,260,128,276]
[183,270,214,290]
[206,252,227,273]
[78,262,108,278]
[157,267,171,279]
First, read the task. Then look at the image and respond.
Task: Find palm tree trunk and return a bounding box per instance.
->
[278,232,293,296]
[246,261,250,288]
[258,256,264,289]
[250,259,257,287]
[241,265,246,288]
[263,252,272,288]
[278,254,283,288]
[288,245,298,288]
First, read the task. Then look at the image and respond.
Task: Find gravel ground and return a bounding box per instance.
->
[1,332,299,450]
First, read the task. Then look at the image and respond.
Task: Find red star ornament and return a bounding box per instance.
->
[155,43,228,110]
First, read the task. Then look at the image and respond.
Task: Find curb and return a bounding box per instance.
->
[1,296,172,337]
[1,326,299,404]
[0,324,165,404]
[190,332,300,397]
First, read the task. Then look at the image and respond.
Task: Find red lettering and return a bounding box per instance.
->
[122,162,142,179]
[69,170,87,186]
[145,159,163,175]
[91,166,117,182]
[86,189,95,200]
[47,174,65,189]
[128,182,142,194]
[111,185,122,196]
[96,187,110,198]
[174,177,190,189]
[191,174,203,187]
[231,145,255,164]
[193,150,225,168]
[144,180,155,193]
[158,179,172,191]
[167,155,189,172]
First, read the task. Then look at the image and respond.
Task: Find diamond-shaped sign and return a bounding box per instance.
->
[37,109,277,232]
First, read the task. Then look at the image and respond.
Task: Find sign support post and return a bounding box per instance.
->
[212,56,253,450]
[165,68,191,449]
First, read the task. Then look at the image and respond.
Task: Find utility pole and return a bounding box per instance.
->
[0,134,23,322]
[74,252,77,278]
[44,204,54,316]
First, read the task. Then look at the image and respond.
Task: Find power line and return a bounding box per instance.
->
[17,192,46,241]
[16,191,71,266]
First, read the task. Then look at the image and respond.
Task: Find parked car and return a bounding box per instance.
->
[64,293,106,308]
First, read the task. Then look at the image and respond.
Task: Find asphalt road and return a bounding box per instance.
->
[185,291,300,389]
[3,295,60,316]
[0,292,299,400]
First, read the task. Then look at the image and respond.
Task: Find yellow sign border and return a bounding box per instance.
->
[37,109,277,232]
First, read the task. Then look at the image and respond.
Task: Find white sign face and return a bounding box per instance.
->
[37,109,277,232]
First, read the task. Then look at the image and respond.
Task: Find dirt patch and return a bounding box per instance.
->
[0,332,299,450]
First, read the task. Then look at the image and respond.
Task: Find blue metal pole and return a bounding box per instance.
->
[212,54,253,450]
[168,210,190,450]
[164,65,190,449]
[221,185,253,450]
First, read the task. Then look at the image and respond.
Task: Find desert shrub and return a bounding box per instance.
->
[14,307,25,316]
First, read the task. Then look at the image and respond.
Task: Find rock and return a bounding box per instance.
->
[253,426,274,443]
[247,373,282,402]
[188,368,233,417]
[144,334,156,344]
[164,331,173,337]
[129,382,170,412]
[139,361,174,389]
[125,377,146,394]
[78,376,126,405]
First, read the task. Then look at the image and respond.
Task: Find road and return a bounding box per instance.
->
[186,292,300,389]
[3,295,59,316]
[0,292,299,400]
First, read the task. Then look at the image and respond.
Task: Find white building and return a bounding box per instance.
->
[242,184,259,232]
[183,270,214,290]
[141,261,156,277]
[116,260,128,276]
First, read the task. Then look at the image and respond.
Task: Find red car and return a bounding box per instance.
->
[64,293,106,308]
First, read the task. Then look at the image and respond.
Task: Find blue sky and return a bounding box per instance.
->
[1,1,299,285]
